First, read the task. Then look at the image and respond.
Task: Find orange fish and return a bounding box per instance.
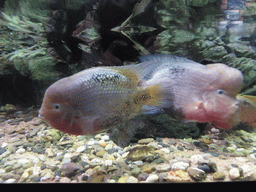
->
[140,55,244,129]
[38,62,171,135]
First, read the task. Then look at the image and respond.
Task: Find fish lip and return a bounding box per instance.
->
[38,111,45,120]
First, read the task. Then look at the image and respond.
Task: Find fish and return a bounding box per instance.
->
[38,62,171,135]
[236,94,256,127]
[140,54,244,130]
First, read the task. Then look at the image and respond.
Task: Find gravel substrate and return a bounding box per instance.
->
[1,110,256,183]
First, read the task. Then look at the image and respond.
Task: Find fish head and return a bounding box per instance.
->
[38,79,84,135]
[201,64,243,128]
[38,76,103,135]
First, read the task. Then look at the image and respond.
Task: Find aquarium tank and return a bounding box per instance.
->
[1,0,256,183]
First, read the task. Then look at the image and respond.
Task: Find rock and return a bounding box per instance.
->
[138,173,149,181]
[126,146,155,161]
[213,171,226,181]
[138,138,154,144]
[0,147,7,155]
[229,168,243,180]
[187,167,206,181]
[61,162,83,177]
[5,178,16,183]
[59,177,71,183]
[101,135,110,141]
[131,167,141,177]
[174,170,191,181]
[39,129,62,142]
[197,165,211,173]
[190,155,205,164]
[155,163,171,172]
[145,174,159,183]
[207,162,218,173]
[90,174,105,183]
[103,160,112,167]
[76,146,86,153]
[96,150,107,157]
[167,170,191,182]
[118,176,129,183]
[16,148,25,154]
[211,128,220,134]
[141,164,156,173]
[45,148,54,157]
[171,161,190,171]
[127,176,138,183]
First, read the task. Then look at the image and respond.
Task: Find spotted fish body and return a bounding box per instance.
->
[140,55,244,129]
[39,62,169,135]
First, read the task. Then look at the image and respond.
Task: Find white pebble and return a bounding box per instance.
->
[38,154,46,162]
[127,176,138,183]
[61,158,71,164]
[91,158,102,164]
[5,179,16,183]
[76,146,86,153]
[229,168,240,180]
[171,161,190,171]
[64,153,72,158]
[101,135,110,141]
[250,154,256,159]
[104,160,113,167]
[190,155,204,164]
[146,174,159,183]
[87,140,95,146]
[241,164,251,176]
[132,160,143,166]
[160,148,170,154]
[17,158,29,165]
[16,148,25,154]
[1,143,7,148]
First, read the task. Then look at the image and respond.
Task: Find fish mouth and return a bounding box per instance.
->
[38,111,45,120]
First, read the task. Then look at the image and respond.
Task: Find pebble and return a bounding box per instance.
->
[213,171,226,181]
[101,135,110,141]
[138,138,154,144]
[103,160,112,167]
[187,167,206,181]
[190,155,205,164]
[229,168,242,180]
[5,178,16,183]
[171,161,190,171]
[2,114,256,183]
[61,162,83,177]
[155,163,171,172]
[131,167,141,177]
[76,146,86,153]
[15,148,25,154]
[138,173,149,181]
[127,176,138,183]
[145,174,159,183]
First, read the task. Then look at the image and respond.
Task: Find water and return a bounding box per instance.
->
[1,0,256,183]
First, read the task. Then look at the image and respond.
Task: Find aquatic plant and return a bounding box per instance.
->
[0,0,49,35]
[0,0,58,83]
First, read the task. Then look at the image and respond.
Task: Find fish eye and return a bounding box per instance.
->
[53,104,61,110]
[217,89,223,94]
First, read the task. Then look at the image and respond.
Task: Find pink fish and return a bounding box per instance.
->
[140,55,244,129]
[38,63,171,135]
